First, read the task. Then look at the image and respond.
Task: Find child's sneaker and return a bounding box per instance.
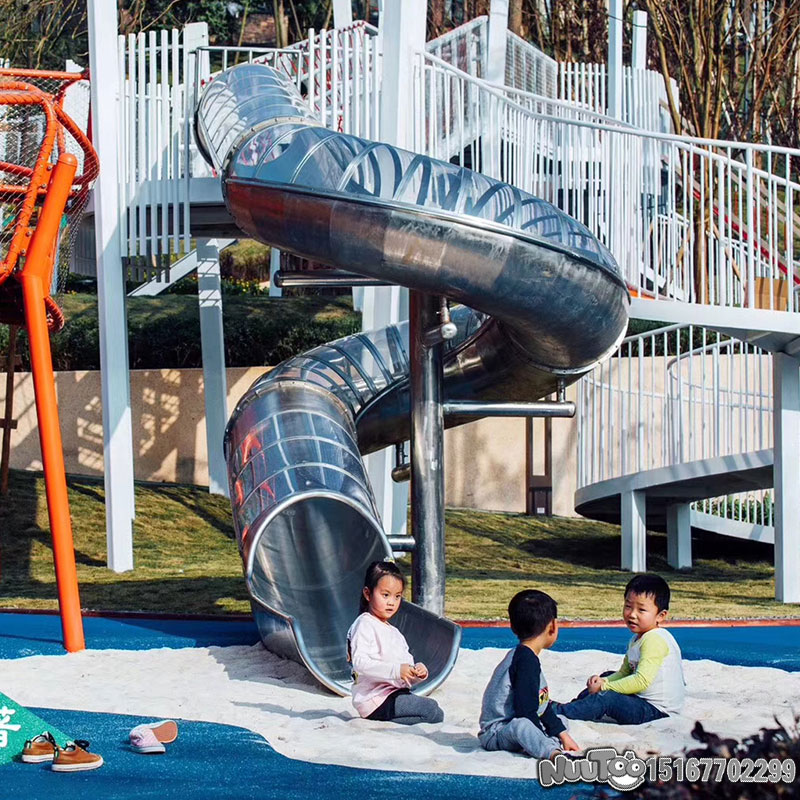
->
[51,740,103,772]
[21,732,57,763]
[140,720,178,744]
[129,725,165,754]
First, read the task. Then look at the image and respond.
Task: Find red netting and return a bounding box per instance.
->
[0,69,97,331]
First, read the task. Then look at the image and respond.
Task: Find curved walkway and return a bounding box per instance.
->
[575,450,774,569]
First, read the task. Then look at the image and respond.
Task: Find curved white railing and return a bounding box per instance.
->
[577,323,775,527]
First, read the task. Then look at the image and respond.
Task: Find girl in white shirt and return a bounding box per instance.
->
[346,561,444,725]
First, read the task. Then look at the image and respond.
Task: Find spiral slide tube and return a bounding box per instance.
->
[195,65,630,695]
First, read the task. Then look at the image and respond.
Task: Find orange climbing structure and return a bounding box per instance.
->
[0,69,98,652]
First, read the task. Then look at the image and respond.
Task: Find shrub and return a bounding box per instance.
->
[0,294,362,371]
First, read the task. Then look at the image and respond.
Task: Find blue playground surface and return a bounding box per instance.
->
[5,708,587,800]
[1,614,798,799]
[1,613,798,670]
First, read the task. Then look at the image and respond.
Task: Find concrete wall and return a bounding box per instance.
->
[3,367,581,515]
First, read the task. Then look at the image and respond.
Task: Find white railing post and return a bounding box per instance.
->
[88,0,136,571]
[607,0,623,119]
[197,239,230,497]
[745,148,756,309]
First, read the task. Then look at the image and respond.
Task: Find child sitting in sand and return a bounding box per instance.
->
[554,574,685,724]
[478,589,580,759]
[346,560,444,725]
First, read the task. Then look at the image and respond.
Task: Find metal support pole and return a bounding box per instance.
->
[773,352,800,602]
[620,489,646,572]
[88,0,135,572]
[197,239,229,497]
[410,291,446,615]
[632,10,648,70]
[269,247,282,298]
[332,0,352,27]
[608,0,623,119]
[487,0,509,87]
[666,503,691,569]
[362,0,426,544]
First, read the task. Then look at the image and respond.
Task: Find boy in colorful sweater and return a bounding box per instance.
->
[554,574,685,724]
[478,589,580,759]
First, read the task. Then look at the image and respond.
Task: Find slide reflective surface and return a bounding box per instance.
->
[196,64,629,695]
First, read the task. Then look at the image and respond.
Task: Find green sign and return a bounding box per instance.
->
[0,692,72,765]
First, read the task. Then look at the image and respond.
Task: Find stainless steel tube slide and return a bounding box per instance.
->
[196,64,629,695]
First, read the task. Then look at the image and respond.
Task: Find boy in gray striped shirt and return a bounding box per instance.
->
[478,590,580,759]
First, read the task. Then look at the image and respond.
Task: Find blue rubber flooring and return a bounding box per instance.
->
[1,613,798,670]
[2,708,588,800]
[1,615,798,798]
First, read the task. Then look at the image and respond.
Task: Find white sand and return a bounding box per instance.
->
[2,644,798,778]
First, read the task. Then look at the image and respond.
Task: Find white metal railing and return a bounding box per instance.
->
[427,15,488,78]
[415,51,800,315]
[117,22,381,261]
[117,27,194,261]
[196,22,381,140]
[506,30,558,98]
[577,324,775,527]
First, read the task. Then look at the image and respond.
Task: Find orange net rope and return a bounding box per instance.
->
[0,68,98,332]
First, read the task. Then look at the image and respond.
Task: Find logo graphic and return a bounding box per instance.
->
[538,748,647,791]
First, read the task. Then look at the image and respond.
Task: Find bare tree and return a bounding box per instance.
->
[645,0,800,144]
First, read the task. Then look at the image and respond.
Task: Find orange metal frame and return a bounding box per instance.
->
[0,68,99,652]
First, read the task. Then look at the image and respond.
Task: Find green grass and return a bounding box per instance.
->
[0,470,797,621]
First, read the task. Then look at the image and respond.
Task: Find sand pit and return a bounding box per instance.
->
[2,644,797,778]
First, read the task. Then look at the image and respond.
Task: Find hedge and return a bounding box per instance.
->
[0,292,361,372]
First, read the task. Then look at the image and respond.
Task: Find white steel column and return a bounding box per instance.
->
[620,489,646,572]
[362,0,426,538]
[88,0,135,571]
[487,0,509,86]
[482,0,508,178]
[269,247,282,298]
[772,352,800,602]
[631,10,648,70]
[197,239,230,497]
[333,0,352,27]
[607,0,623,119]
[666,503,691,569]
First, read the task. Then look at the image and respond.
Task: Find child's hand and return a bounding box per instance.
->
[413,662,429,680]
[559,732,581,752]
[399,664,417,685]
[587,675,604,694]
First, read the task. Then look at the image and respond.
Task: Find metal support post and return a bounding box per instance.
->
[88,0,135,571]
[772,352,800,602]
[269,247,282,298]
[487,0,509,86]
[363,0,427,543]
[332,0,352,27]
[197,239,229,497]
[620,489,646,572]
[608,0,623,119]
[632,10,648,70]
[666,503,691,569]
[410,291,446,615]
